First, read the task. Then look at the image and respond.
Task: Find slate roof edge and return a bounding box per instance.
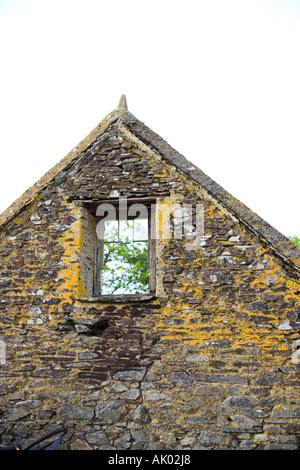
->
[118,110,300,273]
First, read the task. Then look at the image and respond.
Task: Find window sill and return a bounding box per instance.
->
[76,294,156,304]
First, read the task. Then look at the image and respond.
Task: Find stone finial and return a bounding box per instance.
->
[118,94,128,111]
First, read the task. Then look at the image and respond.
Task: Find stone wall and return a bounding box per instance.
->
[0,121,299,450]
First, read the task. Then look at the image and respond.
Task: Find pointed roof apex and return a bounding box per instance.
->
[118,94,128,111]
[0,97,299,275]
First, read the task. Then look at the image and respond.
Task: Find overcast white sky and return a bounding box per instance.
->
[0,0,299,237]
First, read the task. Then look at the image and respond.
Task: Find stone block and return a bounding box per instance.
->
[271,406,300,419]
[112,369,146,382]
[254,371,282,386]
[198,431,231,447]
[96,400,122,422]
[223,396,259,409]
[128,405,151,424]
[86,431,109,446]
[57,404,94,421]
[166,371,193,384]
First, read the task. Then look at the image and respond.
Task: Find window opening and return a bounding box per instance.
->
[94,203,155,296]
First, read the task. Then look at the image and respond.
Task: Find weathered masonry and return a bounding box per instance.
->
[0,96,300,450]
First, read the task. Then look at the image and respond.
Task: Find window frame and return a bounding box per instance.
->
[93,200,156,298]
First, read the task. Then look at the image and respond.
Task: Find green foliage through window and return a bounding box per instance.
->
[288,235,300,247]
[101,220,150,295]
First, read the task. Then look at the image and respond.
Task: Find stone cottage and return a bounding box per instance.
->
[0,96,299,450]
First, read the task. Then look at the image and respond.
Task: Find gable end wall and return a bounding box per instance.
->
[0,122,299,450]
